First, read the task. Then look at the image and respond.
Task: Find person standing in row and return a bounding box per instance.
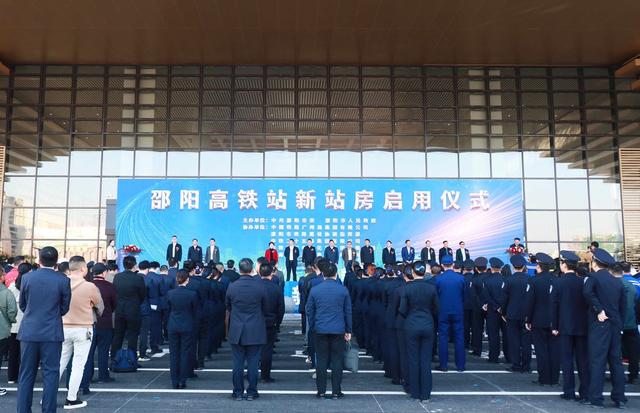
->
[470,257,488,356]
[306,262,352,399]
[482,257,506,364]
[324,240,339,265]
[259,262,285,383]
[188,239,203,264]
[265,242,278,265]
[205,238,220,265]
[438,241,453,264]
[106,239,117,266]
[455,241,470,263]
[167,269,197,389]
[226,258,267,401]
[360,239,374,267]
[284,239,300,282]
[17,247,71,413]
[342,241,356,273]
[401,240,415,264]
[7,263,30,385]
[501,254,532,373]
[0,268,17,397]
[400,261,439,402]
[420,240,436,267]
[382,241,396,266]
[435,255,465,372]
[302,239,317,268]
[462,259,476,351]
[166,235,182,264]
[111,255,146,361]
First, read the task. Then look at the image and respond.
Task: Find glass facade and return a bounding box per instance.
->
[1,65,638,261]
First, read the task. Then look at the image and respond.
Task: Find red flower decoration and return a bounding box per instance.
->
[122,244,142,253]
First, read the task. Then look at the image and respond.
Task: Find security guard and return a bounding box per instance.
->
[582,248,627,408]
[551,250,589,401]
[525,252,558,386]
[435,255,466,371]
[482,257,505,363]
[166,269,197,389]
[462,259,476,350]
[382,265,404,383]
[470,257,489,356]
[259,263,285,383]
[502,254,532,373]
[394,265,412,393]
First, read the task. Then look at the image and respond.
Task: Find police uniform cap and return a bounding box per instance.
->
[474,257,488,267]
[534,253,554,266]
[592,248,615,266]
[509,254,527,268]
[489,257,504,269]
[559,250,580,264]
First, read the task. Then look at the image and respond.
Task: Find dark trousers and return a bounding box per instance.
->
[139,314,151,354]
[506,319,531,371]
[111,314,141,358]
[397,328,409,388]
[161,309,170,340]
[315,333,345,395]
[0,337,7,368]
[353,309,364,348]
[169,331,193,387]
[463,309,473,348]
[17,341,62,413]
[559,334,589,399]
[438,313,465,370]
[485,310,502,362]
[471,310,485,355]
[192,318,209,368]
[285,260,297,281]
[301,311,307,335]
[231,343,262,397]
[406,328,434,400]
[150,310,163,352]
[587,321,627,405]
[343,260,353,272]
[385,327,400,382]
[81,327,113,389]
[260,326,277,379]
[307,329,316,368]
[532,327,557,384]
[622,328,640,381]
[7,333,20,382]
[361,308,371,351]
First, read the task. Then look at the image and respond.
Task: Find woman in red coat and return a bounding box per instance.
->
[265,242,278,265]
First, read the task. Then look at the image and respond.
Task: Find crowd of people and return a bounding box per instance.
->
[0,238,638,411]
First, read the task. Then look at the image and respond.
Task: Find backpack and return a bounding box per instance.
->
[111,348,138,373]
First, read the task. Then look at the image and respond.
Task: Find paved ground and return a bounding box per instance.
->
[2,315,638,412]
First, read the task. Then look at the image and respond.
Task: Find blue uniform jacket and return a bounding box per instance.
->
[306,278,352,334]
[167,286,197,333]
[399,278,439,331]
[551,272,588,335]
[435,269,465,315]
[225,275,268,345]
[262,278,285,328]
[501,271,530,320]
[583,269,626,329]
[18,268,71,342]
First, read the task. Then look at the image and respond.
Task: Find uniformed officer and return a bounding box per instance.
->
[482,257,505,363]
[166,269,197,389]
[393,265,411,393]
[470,257,489,356]
[207,266,227,356]
[399,261,439,401]
[582,248,627,408]
[502,254,532,373]
[259,262,285,383]
[435,255,465,371]
[184,261,210,373]
[382,265,404,383]
[525,252,558,386]
[551,250,589,401]
[462,259,476,350]
[360,239,375,267]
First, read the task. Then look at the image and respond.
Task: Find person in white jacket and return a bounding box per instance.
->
[6,262,29,384]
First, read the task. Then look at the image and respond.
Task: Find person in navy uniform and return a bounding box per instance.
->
[148,261,165,354]
[17,246,71,413]
[550,251,589,401]
[283,238,300,282]
[258,262,285,383]
[167,269,197,389]
[470,257,489,356]
[438,241,453,264]
[302,239,317,267]
[462,259,476,350]
[525,252,559,386]
[383,265,405,384]
[111,255,146,360]
[166,235,183,263]
[185,261,210,371]
[324,239,339,265]
[582,248,627,408]
[226,258,268,401]
[401,240,415,264]
[434,255,465,371]
[502,254,532,373]
[382,240,396,265]
[399,261,439,401]
[188,239,203,264]
[360,239,375,267]
[306,262,352,399]
[455,241,470,263]
[420,240,436,266]
[205,238,220,265]
[481,257,506,363]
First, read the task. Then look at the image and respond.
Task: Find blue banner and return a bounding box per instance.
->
[116,178,524,268]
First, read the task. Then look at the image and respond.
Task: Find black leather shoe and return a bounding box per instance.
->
[331,392,345,399]
[614,401,627,409]
[316,392,326,398]
[560,394,575,400]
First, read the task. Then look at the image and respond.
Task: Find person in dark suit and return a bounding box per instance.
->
[111,255,147,359]
[383,265,405,384]
[481,257,505,364]
[399,261,439,401]
[502,254,532,373]
[435,255,466,371]
[258,263,285,382]
[401,240,415,263]
[205,238,220,265]
[470,257,489,356]
[225,258,268,401]
[551,251,589,401]
[438,241,453,264]
[185,261,210,371]
[582,248,627,408]
[360,239,374,267]
[302,239,317,267]
[222,260,240,283]
[455,241,470,263]
[420,240,436,266]
[17,246,71,413]
[306,262,352,399]
[167,269,197,389]
[342,241,357,272]
[161,258,179,342]
[166,235,182,263]
[382,241,396,266]
[324,240,339,265]
[188,239,203,264]
[283,239,300,282]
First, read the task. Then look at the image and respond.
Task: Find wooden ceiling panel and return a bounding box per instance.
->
[0,0,638,66]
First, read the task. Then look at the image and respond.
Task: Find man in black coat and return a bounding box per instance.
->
[438,241,453,264]
[258,263,285,382]
[382,241,396,266]
[111,255,147,359]
[222,260,240,283]
[360,239,375,267]
[225,258,268,400]
[166,235,182,263]
[420,240,436,266]
[188,239,203,264]
[302,239,317,267]
[501,254,532,373]
[283,239,300,282]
